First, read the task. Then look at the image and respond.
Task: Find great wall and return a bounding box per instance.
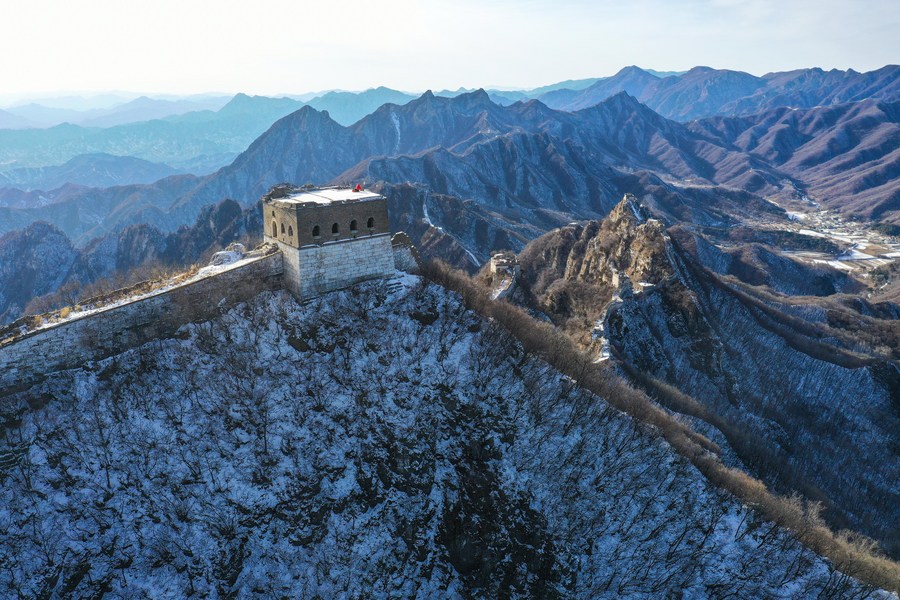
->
[0,186,419,394]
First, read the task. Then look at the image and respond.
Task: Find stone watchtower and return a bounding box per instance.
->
[263,185,395,299]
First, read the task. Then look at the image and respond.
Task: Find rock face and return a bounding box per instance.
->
[515,195,900,558]
[0,281,879,597]
[0,222,76,324]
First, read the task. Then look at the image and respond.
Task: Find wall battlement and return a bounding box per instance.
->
[0,249,283,395]
[0,185,405,397]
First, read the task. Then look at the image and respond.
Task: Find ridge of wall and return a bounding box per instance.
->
[0,251,283,395]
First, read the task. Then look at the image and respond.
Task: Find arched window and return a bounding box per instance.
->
[312,225,320,238]
[281,223,285,234]
[331,223,339,235]
[350,219,358,232]
[271,210,275,217]
[288,225,293,237]
[367,217,375,230]
[272,221,278,237]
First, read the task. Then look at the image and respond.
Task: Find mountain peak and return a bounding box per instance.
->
[615,65,652,77]
[602,90,645,108]
[454,88,493,106]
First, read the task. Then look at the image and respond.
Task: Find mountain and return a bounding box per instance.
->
[0,198,258,322]
[511,193,900,557]
[1,88,899,323]
[305,86,416,125]
[538,66,662,111]
[524,76,604,96]
[0,222,77,323]
[542,65,900,121]
[0,108,33,129]
[75,95,233,127]
[726,66,900,115]
[0,278,888,596]
[3,95,232,128]
[688,99,900,220]
[0,153,183,191]
[3,87,897,258]
[0,94,306,174]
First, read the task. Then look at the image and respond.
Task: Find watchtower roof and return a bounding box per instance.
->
[266,185,384,209]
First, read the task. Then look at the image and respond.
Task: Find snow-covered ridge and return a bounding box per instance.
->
[0,281,885,597]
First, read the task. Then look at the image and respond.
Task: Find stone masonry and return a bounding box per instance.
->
[264,185,397,299]
[0,250,283,394]
[0,185,405,396]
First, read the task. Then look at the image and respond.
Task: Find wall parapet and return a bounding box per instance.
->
[0,248,284,395]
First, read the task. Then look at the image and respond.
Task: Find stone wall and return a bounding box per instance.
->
[267,197,391,249]
[0,251,283,395]
[276,239,302,297]
[291,234,395,298]
[391,232,421,274]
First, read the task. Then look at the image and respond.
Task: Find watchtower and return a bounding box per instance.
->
[263,184,395,299]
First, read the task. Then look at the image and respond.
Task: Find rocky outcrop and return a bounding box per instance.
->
[515,194,900,558]
[0,222,76,324]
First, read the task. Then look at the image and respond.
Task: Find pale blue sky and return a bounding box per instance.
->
[1,0,896,98]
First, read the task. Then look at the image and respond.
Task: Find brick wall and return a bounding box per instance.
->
[0,251,283,395]
[266,197,391,248]
[296,234,395,298]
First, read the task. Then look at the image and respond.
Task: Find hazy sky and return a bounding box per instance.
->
[1,0,897,99]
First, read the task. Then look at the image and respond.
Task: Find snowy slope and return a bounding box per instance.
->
[0,279,885,597]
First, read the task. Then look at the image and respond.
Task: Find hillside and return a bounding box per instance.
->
[688,99,900,220]
[511,195,900,558]
[0,198,258,323]
[0,278,888,597]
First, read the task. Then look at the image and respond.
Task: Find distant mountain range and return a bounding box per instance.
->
[539,65,900,120]
[3,95,232,128]
[0,94,307,174]
[0,153,183,194]
[4,84,898,248]
[1,65,894,182]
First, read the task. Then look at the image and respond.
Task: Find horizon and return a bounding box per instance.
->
[1,62,896,109]
[1,0,897,102]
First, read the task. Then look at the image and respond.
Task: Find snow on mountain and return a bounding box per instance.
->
[0,279,885,597]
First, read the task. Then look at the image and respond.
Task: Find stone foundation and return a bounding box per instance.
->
[278,234,395,299]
